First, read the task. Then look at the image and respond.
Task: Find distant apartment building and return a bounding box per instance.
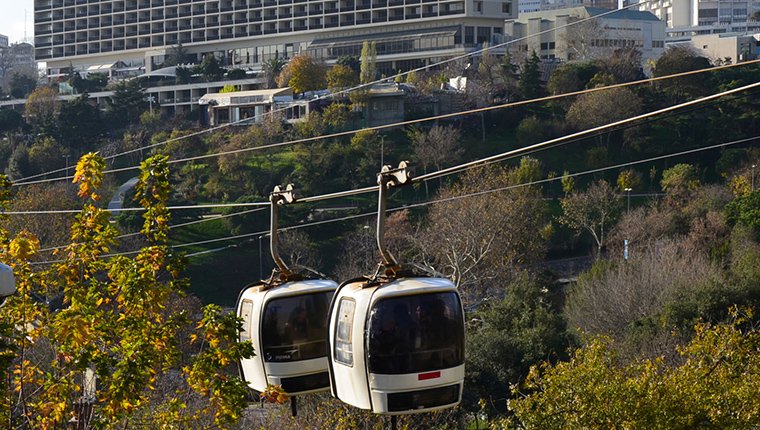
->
[638,0,760,38]
[505,7,666,65]
[0,42,37,80]
[33,0,516,80]
[0,34,9,48]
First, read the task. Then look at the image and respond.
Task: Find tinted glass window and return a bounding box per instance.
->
[261,291,332,362]
[367,291,464,374]
[334,298,356,366]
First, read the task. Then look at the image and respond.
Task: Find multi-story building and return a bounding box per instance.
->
[0,34,9,48]
[518,0,618,15]
[639,0,760,38]
[505,7,666,66]
[33,0,515,80]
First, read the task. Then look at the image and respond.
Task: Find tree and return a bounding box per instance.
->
[58,92,102,152]
[566,87,643,132]
[360,41,377,85]
[108,79,147,126]
[163,41,192,67]
[661,163,700,207]
[562,18,605,62]
[509,312,760,429]
[0,108,22,132]
[599,48,645,83]
[518,51,544,100]
[466,274,570,416]
[616,168,642,192]
[416,159,549,304]
[195,54,225,81]
[327,63,359,93]
[262,54,286,89]
[23,86,59,136]
[559,180,622,258]
[284,54,326,94]
[9,72,37,98]
[547,62,599,95]
[653,46,713,102]
[1,154,254,428]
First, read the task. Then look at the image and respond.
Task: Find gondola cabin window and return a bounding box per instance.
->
[240,299,253,342]
[334,298,356,366]
[367,292,464,374]
[261,291,332,362]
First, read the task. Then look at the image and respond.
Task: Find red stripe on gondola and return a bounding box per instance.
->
[418,371,441,381]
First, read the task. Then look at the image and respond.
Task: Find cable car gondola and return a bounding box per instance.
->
[327,162,466,415]
[237,185,338,398]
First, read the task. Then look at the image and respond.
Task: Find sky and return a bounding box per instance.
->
[1,0,35,44]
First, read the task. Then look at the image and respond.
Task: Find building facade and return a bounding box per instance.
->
[639,0,760,38]
[505,7,666,66]
[34,0,515,79]
[686,32,760,62]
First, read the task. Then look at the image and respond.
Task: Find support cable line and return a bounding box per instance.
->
[8,79,760,214]
[1,201,269,215]
[12,54,760,187]
[11,0,666,186]
[35,206,268,255]
[28,134,759,266]
[24,86,759,257]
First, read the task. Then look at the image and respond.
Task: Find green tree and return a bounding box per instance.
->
[108,79,147,126]
[466,274,570,416]
[653,46,713,102]
[58,92,102,152]
[9,72,37,98]
[546,62,598,95]
[510,311,760,429]
[262,54,286,89]
[163,41,192,67]
[518,51,544,100]
[726,189,760,232]
[360,41,377,84]
[560,180,622,258]
[0,109,22,132]
[195,54,226,81]
[661,163,700,207]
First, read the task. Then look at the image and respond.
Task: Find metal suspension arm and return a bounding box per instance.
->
[376,161,412,269]
[270,184,296,277]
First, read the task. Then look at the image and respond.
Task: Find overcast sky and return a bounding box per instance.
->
[1,1,34,44]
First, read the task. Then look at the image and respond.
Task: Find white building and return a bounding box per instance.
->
[687,32,760,62]
[34,0,516,78]
[506,7,666,65]
[639,0,760,38]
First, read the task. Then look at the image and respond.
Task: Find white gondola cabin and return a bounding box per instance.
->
[327,162,466,415]
[327,276,465,414]
[236,184,337,398]
[237,278,337,395]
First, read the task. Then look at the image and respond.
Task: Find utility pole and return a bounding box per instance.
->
[752,164,756,191]
[624,187,632,213]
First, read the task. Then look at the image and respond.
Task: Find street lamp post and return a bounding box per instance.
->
[623,187,632,261]
[752,164,756,191]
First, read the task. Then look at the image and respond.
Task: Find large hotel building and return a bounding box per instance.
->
[33,0,516,78]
